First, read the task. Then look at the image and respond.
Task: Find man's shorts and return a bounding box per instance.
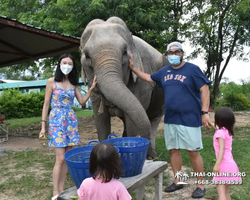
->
[164,123,203,151]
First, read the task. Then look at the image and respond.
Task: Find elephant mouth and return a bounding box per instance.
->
[99,95,115,107]
[98,95,124,118]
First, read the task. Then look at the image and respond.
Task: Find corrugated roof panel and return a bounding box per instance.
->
[0,78,85,89]
[0,16,80,68]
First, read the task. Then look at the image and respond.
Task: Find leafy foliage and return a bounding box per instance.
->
[215,81,250,111]
[0,0,181,78]
[216,92,250,111]
[0,61,41,80]
[0,88,45,119]
[184,0,250,105]
[1,0,250,106]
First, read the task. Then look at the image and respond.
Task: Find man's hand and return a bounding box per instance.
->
[129,54,135,71]
[128,54,154,83]
[202,114,214,130]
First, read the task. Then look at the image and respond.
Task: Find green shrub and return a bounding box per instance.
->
[215,92,250,111]
[0,88,45,119]
[216,80,250,111]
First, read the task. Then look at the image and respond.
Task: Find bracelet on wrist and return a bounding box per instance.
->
[41,120,47,123]
[201,111,208,115]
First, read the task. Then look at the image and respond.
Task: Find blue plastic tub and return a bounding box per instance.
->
[102,134,150,177]
[64,140,98,189]
[64,140,119,189]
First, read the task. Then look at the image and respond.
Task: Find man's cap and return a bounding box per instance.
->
[167,41,183,51]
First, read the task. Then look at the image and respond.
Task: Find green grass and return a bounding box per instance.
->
[0,120,249,199]
[4,109,93,128]
[155,127,250,199]
[0,148,74,200]
[74,109,93,117]
[4,116,42,128]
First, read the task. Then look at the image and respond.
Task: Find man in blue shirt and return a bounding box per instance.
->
[130,41,213,199]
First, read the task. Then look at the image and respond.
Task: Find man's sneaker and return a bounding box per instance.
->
[164,183,184,192]
[192,187,206,199]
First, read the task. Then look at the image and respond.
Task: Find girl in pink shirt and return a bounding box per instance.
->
[77,143,131,200]
[213,107,242,200]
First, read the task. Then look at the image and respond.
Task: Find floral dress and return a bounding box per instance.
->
[48,81,80,147]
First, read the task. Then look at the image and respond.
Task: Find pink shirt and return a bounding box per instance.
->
[77,177,132,200]
[213,127,234,162]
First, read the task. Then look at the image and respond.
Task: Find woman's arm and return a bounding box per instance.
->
[75,76,97,106]
[213,138,225,173]
[39,78,54,138]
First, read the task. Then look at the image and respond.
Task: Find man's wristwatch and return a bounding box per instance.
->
[201,111,208,115]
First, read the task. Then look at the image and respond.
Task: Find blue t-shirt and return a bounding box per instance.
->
[151,62,210,127]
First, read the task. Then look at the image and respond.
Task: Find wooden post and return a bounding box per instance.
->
[136,184,145,200]
[155,172,163,200]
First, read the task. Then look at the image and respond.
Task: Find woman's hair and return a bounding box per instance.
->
[214,107,235,136]
[54,53,78,85]
[89,143,123,182]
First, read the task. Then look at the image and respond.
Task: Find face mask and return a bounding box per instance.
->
[168,55,181,66]
[60,64,73,75]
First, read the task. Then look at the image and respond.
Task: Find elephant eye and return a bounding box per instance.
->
[123,49,127,55]
[122,50,128,65]
[85,53,90,59]
[83,53,92,68]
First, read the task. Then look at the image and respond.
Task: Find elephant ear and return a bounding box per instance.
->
[106,17,144,82]
[80,19,104,85]
[80,54,87,85]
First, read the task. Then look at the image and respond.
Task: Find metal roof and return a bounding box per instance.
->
[0,78,84,89]
[0,79,48,89]
[0,16,80,68]
[0,79,25,83]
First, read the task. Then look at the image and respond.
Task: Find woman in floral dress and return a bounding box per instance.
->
[39,53,96,200]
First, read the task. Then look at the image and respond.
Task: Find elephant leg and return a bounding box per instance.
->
[146,87,165,151]
[107,107,126,137]
[124,115,157,159]
[93,106,111,142]
[149,116,163,150]
[124,114,141,137]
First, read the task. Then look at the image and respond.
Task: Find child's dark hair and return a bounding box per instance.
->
[89,143,123,182]
[214,107,235,136]
[54,53,78,85]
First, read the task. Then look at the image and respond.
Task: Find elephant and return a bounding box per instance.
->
[80,16,169,159]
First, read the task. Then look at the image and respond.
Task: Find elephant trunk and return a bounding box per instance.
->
[96,66,151,140]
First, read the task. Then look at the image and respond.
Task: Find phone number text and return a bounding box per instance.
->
[194,180,242,185]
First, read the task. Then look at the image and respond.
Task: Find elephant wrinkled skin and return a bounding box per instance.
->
[80,17,169,159]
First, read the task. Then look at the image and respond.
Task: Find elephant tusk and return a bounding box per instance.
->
[98,98,105,114]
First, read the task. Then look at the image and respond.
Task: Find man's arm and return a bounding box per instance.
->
[200,84,210,112]
[200,84,213,129]
[129,54,154,83]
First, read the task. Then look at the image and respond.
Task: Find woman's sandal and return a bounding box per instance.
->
[51,194,59,200]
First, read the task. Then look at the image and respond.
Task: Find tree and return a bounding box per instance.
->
[0,0,42,19]
[0,0,58,79]
[0,0,180,79]
[0,61,40,80]
[184,0,250,106]
[55,0,175,52]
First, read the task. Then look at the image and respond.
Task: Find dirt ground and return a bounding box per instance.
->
[0,112,249,200]
[1,111,249,151]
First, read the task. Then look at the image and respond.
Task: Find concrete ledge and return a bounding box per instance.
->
[58,160,168,200]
